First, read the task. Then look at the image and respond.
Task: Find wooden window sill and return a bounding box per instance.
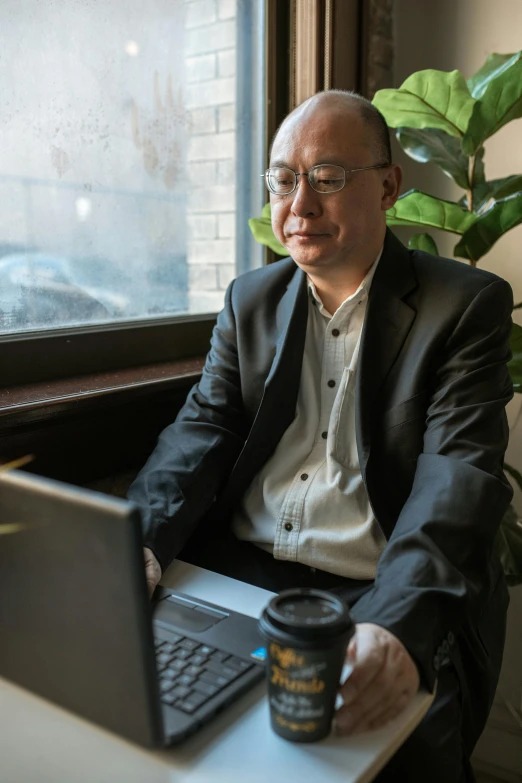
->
[0,358,204,424]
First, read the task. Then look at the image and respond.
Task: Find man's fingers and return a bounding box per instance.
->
[339,634,386,704]
[363,692,412,732]
[335,684,413,735]
[340,655,405,715]
[335,623,420,735]
[350,683,414,734]
[143,547,162,597]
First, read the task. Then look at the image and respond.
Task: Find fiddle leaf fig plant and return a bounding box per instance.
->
[372,54,522,584]
[248,52,522,584]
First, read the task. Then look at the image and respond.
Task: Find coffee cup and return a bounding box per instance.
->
[258,587,354,742]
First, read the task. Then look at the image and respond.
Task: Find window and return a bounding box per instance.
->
[0,0,265,335]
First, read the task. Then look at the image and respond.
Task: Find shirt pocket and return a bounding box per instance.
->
[328,366,359,470]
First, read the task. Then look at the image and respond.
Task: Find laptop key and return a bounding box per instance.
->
[162,692,177,705]
[156,652,171,666]
[163,667,180,680]
[169,659,188,672]
[199,671,229,688]
[193,680,219,698]
[177,673,196,687]
[185,664,204,677]
[171,685,192,699]
[188,653,208,666]
[178,639,200,652]
[199,645,215,656]
[160,679,174,693]
[204,661,239,680]
[210,651,230,663]
[173,648,193,660]
[177,692,209,713]
[225,656,253,673]
[162,642,177,655]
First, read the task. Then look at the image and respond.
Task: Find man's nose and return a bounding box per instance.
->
[290,175,322,217]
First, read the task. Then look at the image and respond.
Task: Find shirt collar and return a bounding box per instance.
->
[308,246,383,318]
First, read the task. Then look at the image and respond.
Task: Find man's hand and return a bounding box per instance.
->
[335,623,420,734]
[143,547,162,597]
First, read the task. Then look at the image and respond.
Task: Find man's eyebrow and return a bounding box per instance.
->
[268,159,349,169]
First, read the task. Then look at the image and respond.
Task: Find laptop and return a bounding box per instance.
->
[0,469,266,747]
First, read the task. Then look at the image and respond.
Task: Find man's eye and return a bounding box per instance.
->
[318,178,342,185]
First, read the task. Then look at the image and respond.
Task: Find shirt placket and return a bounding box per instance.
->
[273,302,354,560]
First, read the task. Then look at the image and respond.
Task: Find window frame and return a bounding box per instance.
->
[3,0,362,392]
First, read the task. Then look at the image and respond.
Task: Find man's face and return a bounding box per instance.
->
[269,103,401,272]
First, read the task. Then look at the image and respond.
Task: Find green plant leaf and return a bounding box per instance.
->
[454,192,522,261]
[408,233,439,255]
[396,128,484,190]
[373,70,476,138]
[386,190,476,234]
[508,322,522,392]
[459,175,522,212]
[467,51,522,99]
[248,203,287,256]
[495,504,522,586]
[505,463,522,492]
[462,57,522,154]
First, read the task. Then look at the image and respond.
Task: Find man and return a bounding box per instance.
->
[129,91,513,781]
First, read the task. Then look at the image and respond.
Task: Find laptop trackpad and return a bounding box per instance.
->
[154,596,223,634]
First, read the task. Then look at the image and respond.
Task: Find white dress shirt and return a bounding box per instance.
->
[232,251,387,580]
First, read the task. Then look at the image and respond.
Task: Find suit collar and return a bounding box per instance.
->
[356,229,418,469]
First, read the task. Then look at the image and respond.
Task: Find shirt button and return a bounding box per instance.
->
[321,431,327,439]
[331,328,340,337]
[327,379,336,388]
[300,473,308,481]
[284,523,293,532]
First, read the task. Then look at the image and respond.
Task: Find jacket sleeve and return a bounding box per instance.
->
[350,278,514,689]
[127,280,246,571]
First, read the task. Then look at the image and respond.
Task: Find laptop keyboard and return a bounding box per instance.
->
[155,635,255,714]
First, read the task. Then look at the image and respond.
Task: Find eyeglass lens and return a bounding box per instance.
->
[266,165,346,194]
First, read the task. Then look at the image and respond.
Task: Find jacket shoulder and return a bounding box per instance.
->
[410,249,510,293]
[229,257,298,310]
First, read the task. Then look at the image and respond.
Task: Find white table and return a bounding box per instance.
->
[0,561,434,783]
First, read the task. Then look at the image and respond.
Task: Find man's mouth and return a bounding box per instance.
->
[291,232,329,239]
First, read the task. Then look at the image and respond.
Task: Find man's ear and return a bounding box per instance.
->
[381,164,402,211]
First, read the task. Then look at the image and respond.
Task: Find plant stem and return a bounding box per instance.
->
[466,155,476,213]
[466,154,477,266]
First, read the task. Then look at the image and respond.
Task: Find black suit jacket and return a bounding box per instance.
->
[129,229,513,743]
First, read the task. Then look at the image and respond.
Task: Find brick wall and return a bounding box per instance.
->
[185,0,238,313]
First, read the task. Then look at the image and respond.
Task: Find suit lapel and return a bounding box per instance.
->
[224,266,308,502]
[356,230,418,473]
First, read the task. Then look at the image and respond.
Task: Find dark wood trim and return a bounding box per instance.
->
[0,359,204,486]
[265,0,292,266]
[1,315,215,388]
[0,358,204,421]
[331,0,361,91]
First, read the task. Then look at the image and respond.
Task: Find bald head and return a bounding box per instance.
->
[270,90,392,165]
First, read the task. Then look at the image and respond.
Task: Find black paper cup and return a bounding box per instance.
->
[258,588,355,742]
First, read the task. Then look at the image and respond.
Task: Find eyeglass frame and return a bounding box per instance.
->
[262,162,391,195]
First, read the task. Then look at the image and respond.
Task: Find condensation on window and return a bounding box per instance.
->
[0,0,265,333]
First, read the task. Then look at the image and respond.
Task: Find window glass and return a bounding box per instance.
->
[0,0,265,333]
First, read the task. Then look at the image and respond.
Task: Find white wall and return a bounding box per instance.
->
[393,2,522,507]
[393,2,522,775]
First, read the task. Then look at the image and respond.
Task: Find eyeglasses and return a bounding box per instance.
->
[263,163,390,195]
